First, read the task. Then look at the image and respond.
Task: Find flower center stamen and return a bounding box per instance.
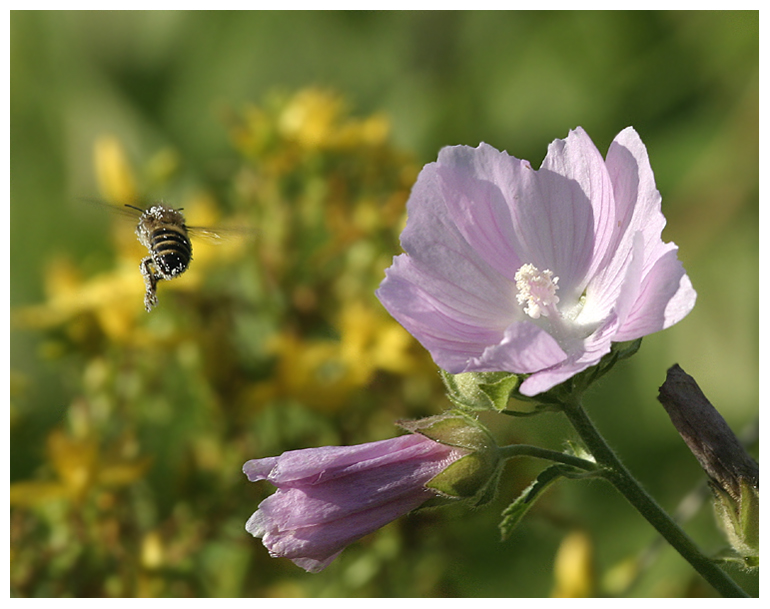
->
[515,263,560,320]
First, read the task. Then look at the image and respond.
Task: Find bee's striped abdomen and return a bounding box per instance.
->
[131,203,196,311]
[151,226,192,278]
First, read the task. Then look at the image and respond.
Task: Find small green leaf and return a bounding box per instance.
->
[499,465,567,541]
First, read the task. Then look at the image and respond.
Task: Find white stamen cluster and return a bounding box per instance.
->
[515,263,560,319]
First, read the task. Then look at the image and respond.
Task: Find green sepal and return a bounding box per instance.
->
[426,452,493,499]
[470,462,504,508]
[440,369,521,412]
[499,464,572,541]
[712,478,759,569]
[400,412,501,502]
[400,411,497,453]
[738,479,759,564]
[423,453,503,508]
[572,338,643,390]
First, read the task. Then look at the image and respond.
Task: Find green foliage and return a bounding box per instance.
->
[500,465,571,542]
[11,11,758,598]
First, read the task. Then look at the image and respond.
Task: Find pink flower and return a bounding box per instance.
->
[243,433,467,572]
[377,127,696,396]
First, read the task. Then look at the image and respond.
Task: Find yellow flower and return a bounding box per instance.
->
[276,88,391,151]
[551,530,595,598]
[94,135,138,205]
[337,300,418,378]
[10,428,150,507]
[13,256,144,344]
[246,301,422,412]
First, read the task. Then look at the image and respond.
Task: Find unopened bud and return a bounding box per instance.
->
[657,364,758,565]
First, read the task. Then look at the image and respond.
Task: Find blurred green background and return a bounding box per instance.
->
[10,11,758,598]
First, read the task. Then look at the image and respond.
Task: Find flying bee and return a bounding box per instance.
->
[127,203,195,312]
[88,198,251,311]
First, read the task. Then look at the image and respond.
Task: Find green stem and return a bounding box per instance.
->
[499,444,598,472]
[561,395,748,598]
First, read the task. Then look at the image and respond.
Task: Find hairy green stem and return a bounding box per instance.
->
[499,444,598,472]
[561,395,748,598]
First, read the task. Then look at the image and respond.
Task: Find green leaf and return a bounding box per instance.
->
[499,465,567,541]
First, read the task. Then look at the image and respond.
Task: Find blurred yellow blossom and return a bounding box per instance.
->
[551,530,595,598]
[250,300,420,412]
[337,300,418,377]
[603,556,642,596]
[277,88,390,150]
[13,256,144,343]
[10,428,150,508]
[141,530,165,570]
[94,135,138,205]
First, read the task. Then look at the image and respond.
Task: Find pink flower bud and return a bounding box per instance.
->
[243,433,467,572]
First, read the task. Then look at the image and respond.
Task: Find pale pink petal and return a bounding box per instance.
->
[377,254,515,373]
[519,312,620,396]
[614,246,697,340]
[468,321,568,374]
[434,144,525,282]
[607,127,668,273]
[397,161,516,317]
[244,434,445,485]
[537,127,617,296]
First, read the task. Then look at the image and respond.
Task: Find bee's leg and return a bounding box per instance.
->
[139,257,160,312]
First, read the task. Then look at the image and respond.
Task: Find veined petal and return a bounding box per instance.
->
[519,363,588,397]
[256,450,460,530]
[579,230,644,328]
[468,321,568,374]
[614,246,696,340]
[253,489,432,571]
[519,311,620,396]
[602,127,697,337]
[606,127,668,273]
[434,144,525,282]
[244,421,498,572]
[398,160,514,305]
[244,434,447,485]
[536,127,616,296]
[377,254,516,373]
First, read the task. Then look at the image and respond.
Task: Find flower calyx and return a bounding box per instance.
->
[399,413,501,505]
[440,369,521,413]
